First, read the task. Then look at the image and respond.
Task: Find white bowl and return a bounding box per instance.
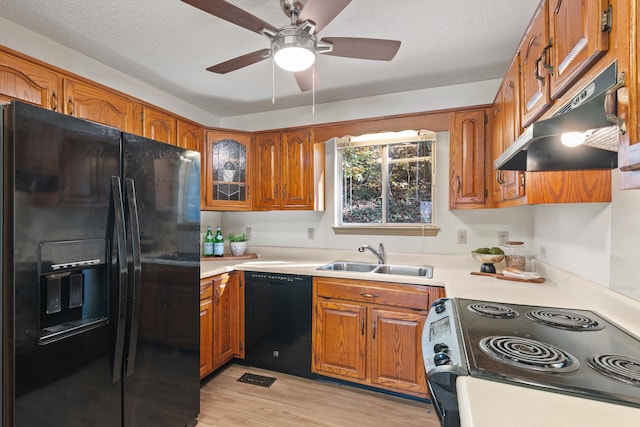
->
[471,251,505,264]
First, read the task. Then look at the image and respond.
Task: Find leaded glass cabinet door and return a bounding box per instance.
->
[204,129,252,210]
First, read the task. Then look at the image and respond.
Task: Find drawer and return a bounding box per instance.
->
[199,282,213,300]
[315,277,433,311]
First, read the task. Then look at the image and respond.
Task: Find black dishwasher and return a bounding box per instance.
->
[244,271,313,378]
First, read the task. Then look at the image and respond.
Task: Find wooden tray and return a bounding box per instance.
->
[471,271,545,283]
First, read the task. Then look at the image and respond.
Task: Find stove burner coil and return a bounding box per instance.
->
[467,303,518,319]
[479,336,579,373]
[525,309,603,331]
[587,355,640,386]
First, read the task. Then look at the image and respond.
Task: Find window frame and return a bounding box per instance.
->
[333,130,440,236]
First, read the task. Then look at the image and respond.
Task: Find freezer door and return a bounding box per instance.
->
[122,133,200,426]
[5,101,122,426]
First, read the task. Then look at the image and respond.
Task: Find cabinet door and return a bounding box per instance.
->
[142,106,177,145]
[199,293,213,379]
[212,273,235,370]
[492,87,506,203]
[62,77,141,134]
[370,308,428,395]
[281,129,313,209]
[501,63,526,202]
[177,119,204,152]
[254,131,281,210]
[520,0,551,127]
[204,129,252,210]
[313,300,367,380]
[449,109,487,209]
[548,0,609,99]
[0,50,60,110]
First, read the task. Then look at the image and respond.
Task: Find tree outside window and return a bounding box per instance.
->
[336,131,436,228]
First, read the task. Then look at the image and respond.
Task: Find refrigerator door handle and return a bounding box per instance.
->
[124,178,142,377]
[110,176,128,384]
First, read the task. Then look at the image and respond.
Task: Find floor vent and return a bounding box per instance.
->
[237,373,277,388]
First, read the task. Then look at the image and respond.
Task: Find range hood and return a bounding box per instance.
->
[495,61,623,171]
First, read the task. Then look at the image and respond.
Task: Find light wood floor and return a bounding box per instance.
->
[198,363,440,426]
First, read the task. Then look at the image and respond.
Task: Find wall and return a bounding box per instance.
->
[216,132,534,259]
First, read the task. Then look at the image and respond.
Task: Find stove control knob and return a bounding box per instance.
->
[433,352,451,366]
[434,343,449,353]
[434,302,446,314]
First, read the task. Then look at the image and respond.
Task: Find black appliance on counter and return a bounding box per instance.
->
[422,298,640,427]
[244,271,313,378]
[1,101,201,426]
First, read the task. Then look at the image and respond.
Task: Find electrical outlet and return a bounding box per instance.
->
[245,227,252,239]
[498,231,509,246]
[457,229,467,244]
[307,227,315,240]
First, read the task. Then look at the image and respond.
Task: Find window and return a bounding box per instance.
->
[334,130,438,236]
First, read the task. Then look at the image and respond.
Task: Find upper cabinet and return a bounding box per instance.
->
[203,129,252,211]
[142,106,177,145]
[0,49,60,110]
[449,109,488,209]
[62,77,141,134]
[548,0,610,99]
[519,0,552,128]
[254,128,324,211]
[177,119,204,152]
[492,60,525,206]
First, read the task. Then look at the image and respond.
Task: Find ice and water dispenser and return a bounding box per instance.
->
[38,239,110,344]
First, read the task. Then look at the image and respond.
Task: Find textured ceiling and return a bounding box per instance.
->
[0,0,539,117]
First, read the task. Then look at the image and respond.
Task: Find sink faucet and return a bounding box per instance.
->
[358,243,386,264]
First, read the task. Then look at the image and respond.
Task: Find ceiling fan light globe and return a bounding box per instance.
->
[274,46,315,71]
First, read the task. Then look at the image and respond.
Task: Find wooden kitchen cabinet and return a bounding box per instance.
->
[142,105,177,145]
[200,272,242,378]
[449,109,488,209]
[0,48,60,110]
[313,277,445,399]
[548,0,610,100]
[199,279,214,379]
[62,77,141,134]
[492,60,525,206]
[203,129,252,210]
[519,0,552,128]
[254,128,324,210]
[177,119,204,152]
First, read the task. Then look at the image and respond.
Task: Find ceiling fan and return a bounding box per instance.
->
[182,0,401,92]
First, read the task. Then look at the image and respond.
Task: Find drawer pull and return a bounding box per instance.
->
[360,292,378,298]
[361,318,365,336]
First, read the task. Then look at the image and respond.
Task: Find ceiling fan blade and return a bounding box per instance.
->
[321,37,401,61]
[206,49,271,74]
[182,0,277,34]
[294,66,321,92]
[298,0,352,33]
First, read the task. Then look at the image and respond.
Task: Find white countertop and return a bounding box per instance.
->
[199,246,640,426]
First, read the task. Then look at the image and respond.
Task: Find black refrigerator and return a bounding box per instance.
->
[1,101,201,426]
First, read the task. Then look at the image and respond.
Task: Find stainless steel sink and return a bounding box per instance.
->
[317,261,378,272]
[372,264,433,278]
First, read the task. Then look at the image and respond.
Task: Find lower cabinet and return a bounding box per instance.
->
[313,277,445,399]
[200,272,243,379]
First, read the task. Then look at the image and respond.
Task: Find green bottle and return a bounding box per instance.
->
[213,226,224,257]
[203,226,214,257]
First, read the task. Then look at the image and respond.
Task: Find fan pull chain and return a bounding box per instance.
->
[312,67,315,115]
[272,57,276,104]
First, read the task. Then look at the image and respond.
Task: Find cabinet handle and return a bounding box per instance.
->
[372,319,377,340]
[214,288,220,305]
[534,57,545,85]
[456,176,461,194]
[604,71,627,133]
[361,318,365,336]
[496,170,505,186]
[282,184,286,199]
[51,90,58,111]
[541,38,554,76]
[359,292,378,298]
[274,184,278,198]
[67,96,74,115]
